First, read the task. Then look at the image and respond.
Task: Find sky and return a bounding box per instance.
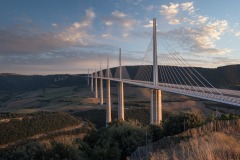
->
[1,0,240,75]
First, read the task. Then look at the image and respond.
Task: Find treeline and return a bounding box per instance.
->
[0,112,81,145]
[0,74,87,91]
[74,108,171,129]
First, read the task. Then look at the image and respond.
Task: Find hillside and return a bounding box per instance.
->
[0,112,83,146]
[1,64,240,92]
[131,119,240,160]
[0,74,87,91]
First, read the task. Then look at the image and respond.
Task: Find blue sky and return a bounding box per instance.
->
[1,0,240,74]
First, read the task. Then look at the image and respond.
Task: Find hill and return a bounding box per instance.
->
[1,64,240,92]
[122,64,240,89]
[0,74,87,91]
[0,112,82,146]
[131,119,240,160]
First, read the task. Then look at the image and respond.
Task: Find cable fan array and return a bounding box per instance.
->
[157,37,223,97]
[134,36,153,82]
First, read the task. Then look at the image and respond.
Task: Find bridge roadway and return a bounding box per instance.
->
[96,77,240,107]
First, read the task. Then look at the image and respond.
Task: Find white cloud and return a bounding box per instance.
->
[52,23,58,27]
[112,10,126,18]
[144,20,153,28]
[159,20,230,55]
[102,34,112,38]
[197,16,209,24]
[105,10,139,35]
[235,31,240,37]
[160,3,179,25]
[182,17,195,25]
[203,20,228,40]
[104,21,113,26]
[58,8,96,45]
[169,19,180,25]
[181,2,195,13]
[158,2,232,55]
[160,2,195,25]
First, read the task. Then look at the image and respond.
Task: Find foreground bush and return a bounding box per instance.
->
[84,120,146,160]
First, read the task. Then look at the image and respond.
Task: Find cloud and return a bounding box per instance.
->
[103,10,140,38]
[112,10,126,18]
[58,8,96,45]
[0,27,67,55]
[158,22,230,55]
[52,23,58,27]
[235,31,240,37]
[197,16,209,24]
[102,34,112,38]
[159,2,195,25]
[104,21,113,26]
[158,2,231,55]
[144,20,153,28]
[181,2,195,13]
[160,3,179,25]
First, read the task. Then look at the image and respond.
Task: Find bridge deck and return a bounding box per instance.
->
[90,76,240,107]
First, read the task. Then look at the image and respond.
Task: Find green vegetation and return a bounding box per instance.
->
[0,74,87,91]
[1,111,240,160]
[0,112,81,145]
[74,108,171,129]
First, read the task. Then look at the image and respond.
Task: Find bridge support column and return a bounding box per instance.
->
[106,79,111,126]
[151,89,162,125]
[95,72,98,98]
[87,69,90,86]
[106,58,111,127]
[100,78,103,105]
[100,64,103,105]
[91,73,93,92]
[118,48,124,121]
[118,81,124,121]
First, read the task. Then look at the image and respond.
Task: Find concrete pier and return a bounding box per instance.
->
[95,69,98,98]
[100,63,103,105]
[106,58,111,126]
[118,48,124,121]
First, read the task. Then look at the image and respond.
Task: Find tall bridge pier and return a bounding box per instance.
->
[91,72,93,92]
[118,48,124,121]
[100,63,104,105]
[151,18,162,125]
[87,69,90,86]
[106,58,111,126]
[95,68,98,98]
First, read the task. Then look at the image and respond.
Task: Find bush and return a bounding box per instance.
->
[163,112,205,137]
[84,120,146,160]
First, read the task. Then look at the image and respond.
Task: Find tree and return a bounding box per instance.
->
[163,112,205,136]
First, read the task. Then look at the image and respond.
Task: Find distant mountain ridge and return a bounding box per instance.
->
[1,64,240,91]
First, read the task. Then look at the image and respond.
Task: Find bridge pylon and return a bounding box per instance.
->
[151,18,162,125]
[87,69,90,86]
[100,63,104,105]
[106,58,112,127]
[91,71,93,92]
[95,67,98,98]
[118,48,124,121]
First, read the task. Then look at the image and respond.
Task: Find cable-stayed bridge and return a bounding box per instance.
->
[87,18,240,126]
